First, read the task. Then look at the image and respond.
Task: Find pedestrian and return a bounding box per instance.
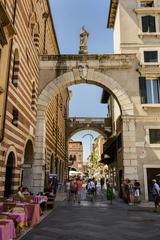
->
[152,179,160,212]
[52,176,58,195]
[64,179,71,201]
[100,177,105,191]
[87,178,96,201]
[127,179,134,206]
[70,178,77,202]
[106,182,114,204]
[76,178,83,203]
[134,180,141,204]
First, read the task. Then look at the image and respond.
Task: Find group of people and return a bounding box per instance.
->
[16,186,31,202]
[64,177,83,203]
[122,179,141,206]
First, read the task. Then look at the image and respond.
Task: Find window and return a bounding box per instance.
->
[117,134,122,149]
[141,1,154,7]
[12,107,19,126]
[146,79,159,103]
[142,15,156,32]
[149,129,160,143]
[12,49,19,87]
[139,77,160,103]
[144,51,158,62]
[31,82,36,110]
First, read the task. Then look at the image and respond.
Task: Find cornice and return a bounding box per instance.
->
[107,0,118,28]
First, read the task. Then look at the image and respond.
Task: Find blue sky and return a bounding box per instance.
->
[50,0,113,161]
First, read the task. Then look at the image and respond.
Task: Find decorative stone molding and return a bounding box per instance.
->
[40,54,136,70]
[0,86,4,94]
[138,65,160,78]
[78,63,88,80]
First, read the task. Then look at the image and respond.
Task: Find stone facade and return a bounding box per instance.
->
[107,0,160,200]
[68,140,83,173]
[0,0,68,196]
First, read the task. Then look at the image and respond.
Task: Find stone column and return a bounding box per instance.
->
[31,106,46,193]
[122,117,138,180]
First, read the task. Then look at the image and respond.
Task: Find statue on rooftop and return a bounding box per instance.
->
[79,26,89,54]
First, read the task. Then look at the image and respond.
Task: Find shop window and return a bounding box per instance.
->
[12,107,19,126]
[141,1,154,7]
[149,129,160,143]
[142,15,156,32]
[139,77,160,104]
[144,51,158,62]
[12,49,19,87]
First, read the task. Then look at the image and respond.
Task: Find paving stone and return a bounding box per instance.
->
[21,191,160,240]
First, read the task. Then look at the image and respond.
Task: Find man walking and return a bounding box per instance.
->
[152,179,160,212]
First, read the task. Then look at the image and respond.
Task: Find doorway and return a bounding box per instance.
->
[4,152,15,197]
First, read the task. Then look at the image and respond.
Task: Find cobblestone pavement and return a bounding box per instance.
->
[21,189,160,240]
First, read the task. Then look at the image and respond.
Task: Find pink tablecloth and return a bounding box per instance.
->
[32,195,48,204]
[16,203,42,226]
[1,211,28,229]
[0,219,16,240]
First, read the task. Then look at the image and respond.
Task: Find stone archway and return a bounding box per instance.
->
[32,68,137,192]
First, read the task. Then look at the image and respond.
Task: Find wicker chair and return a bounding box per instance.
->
[3,202,16,212]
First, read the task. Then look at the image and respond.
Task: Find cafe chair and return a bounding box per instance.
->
[46,195,55,209]
[3,202,16,212]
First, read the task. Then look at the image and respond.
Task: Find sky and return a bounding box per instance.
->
[50,0,113,161]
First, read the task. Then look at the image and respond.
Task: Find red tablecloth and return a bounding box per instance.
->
[0,219,16,240]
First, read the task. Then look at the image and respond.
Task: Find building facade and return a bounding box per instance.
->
[102,0,160,200]
[0,0,68,196]
[68,140,84,173]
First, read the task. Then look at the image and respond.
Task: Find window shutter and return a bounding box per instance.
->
[142,16,149,32]
[149,16,156,32]
[139,77,147,103]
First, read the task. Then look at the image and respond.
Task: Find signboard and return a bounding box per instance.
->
[21,163,32,169]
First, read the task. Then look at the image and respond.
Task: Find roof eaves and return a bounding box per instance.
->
[107,0,119,29]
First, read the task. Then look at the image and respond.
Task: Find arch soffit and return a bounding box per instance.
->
[38,70,134,116]
[5,145,17,167]
[67,127,107,141]
[22,137,34,164]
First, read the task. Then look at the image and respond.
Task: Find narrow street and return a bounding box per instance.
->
[21,189,160,240]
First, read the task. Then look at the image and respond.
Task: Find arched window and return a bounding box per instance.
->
[29,12,40,52]
[52,118,55,136]
[31,81,36,110]
[12,49,19,87]
[33,24,40,52]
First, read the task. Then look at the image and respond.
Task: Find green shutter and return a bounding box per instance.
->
[142,16,149,32]
[149,16,156,32]
[139,77,147,104]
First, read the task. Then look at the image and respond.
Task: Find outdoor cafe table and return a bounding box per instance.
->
[32,195,48,204]
[0,219,16,240]
[0,202,42,226]
[1,211,28,229]
[17,203,42,226]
